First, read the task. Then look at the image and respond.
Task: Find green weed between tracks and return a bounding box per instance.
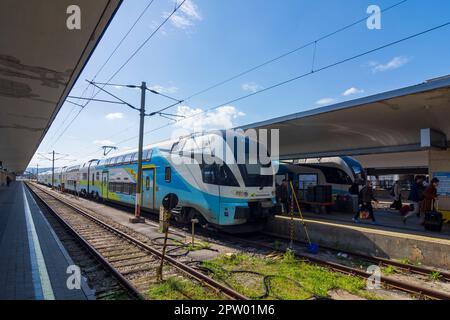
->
[202,252,382,300]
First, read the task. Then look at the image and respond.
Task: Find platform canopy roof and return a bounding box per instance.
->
[240,75,450,160]
[0,0,122,174]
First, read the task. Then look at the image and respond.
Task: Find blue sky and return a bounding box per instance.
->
[31,0,450,168]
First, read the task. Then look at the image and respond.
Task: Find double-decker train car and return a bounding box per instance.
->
[276,156,366,196]
[38,130,279,232]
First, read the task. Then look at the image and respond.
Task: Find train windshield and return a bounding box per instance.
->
[238,163,273,187]
[342,156,366,182]
[196,131,274,188]
[232,135,273,188]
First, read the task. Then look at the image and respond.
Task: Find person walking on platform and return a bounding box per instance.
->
[6,175,11,187]
[353,181,379,224]
[390,180,402,210]
[420,178,440,224]
[403,176,425,224]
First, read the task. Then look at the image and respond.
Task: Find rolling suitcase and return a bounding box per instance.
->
[424,200,443,232]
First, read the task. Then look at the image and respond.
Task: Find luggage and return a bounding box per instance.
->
[424,200,443,232]
[399,205,410,216]
[359,210,370,220]
[315,185,332,203]
[359,204,371,220]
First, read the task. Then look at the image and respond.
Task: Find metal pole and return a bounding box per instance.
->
[36,164,39,182]
[157,209,171,281]
[52,151,55,189]
[130,81,146,223]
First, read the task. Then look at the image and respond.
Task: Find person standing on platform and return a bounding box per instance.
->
[390,180,402,210]
[6,175,11,187]
[403,176,425,224]
[353,181,379,224]
[420,177,440,224]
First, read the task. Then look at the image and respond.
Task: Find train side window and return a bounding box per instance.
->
[146,176,150,190]
[165,167,171,182]
[124,153,133,163]
[130,152,138,163]
[96,172,100,181]
[145,149,153,161]
[201,164,216,184]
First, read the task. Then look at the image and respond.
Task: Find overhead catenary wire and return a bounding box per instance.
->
[47,0,179,149]
[46,0,406,156]
[44,1,156,150]
[105,21,450,149]
[183,0,410,101]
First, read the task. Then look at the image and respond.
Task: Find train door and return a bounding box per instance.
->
[141,168,156,210]
[101,171,109,199]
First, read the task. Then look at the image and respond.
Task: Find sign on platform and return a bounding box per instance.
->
[433,172,450,196]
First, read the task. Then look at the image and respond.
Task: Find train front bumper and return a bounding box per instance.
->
[233,200,281,221]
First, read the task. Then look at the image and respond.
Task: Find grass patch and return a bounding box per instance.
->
[186,241,212,251]
[202,252,381,300]
[147,276,224,300]
[382,265,397,275]
[430,271,442,281]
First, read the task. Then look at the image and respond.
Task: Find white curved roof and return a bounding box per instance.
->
[0,0,122,174]
[240,75,450,160]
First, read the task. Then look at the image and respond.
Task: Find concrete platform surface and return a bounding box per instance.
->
[0,181,90,300]
[268,215,450,269]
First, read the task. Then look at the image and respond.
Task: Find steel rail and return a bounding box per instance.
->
[27,183,248,300]
[26,183,144,300]
[222,234,450,300]
[261,231,450,282]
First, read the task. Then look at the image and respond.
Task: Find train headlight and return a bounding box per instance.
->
[235,191,249,197]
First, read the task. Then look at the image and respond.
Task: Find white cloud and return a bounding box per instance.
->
[174,105,246,131]
[343,87,364,96]
[370,56,410,73]
[105,112,124,120]
[315,98,335,106]
[93,139,115,146]
[180,0,202,20]
[147,85,178,94]
[241,82,262,93]
[166,0,202,30]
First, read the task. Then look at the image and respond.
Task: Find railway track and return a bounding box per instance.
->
[261,231,450,282]
[26,183,247,300]
[216,232,450,300]
[31,191,140,300]
[28,182,449,300]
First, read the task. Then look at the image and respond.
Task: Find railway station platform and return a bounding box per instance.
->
[0,181,92,300]
[268,209,450,269]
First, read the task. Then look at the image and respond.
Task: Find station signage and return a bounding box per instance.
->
[421,128,448,149]
[433,172,450,196]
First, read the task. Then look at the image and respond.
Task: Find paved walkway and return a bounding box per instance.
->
[0,181,89,300]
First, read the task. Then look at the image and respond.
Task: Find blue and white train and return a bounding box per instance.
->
[276,156,366,196]
[38,131,280,232]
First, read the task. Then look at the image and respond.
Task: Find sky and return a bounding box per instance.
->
[30,0,450,168]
